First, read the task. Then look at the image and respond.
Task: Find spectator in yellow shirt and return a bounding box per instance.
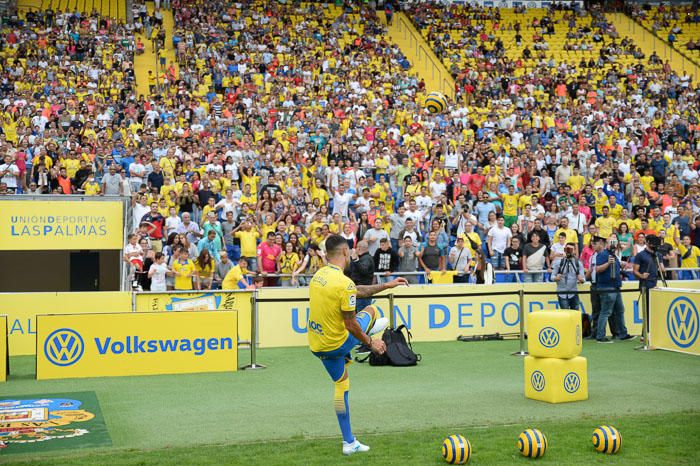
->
[233,220,261,271]
[172,248,197,290]
[677,235,700,280]
[608,196,623,219]
[595,206,617,238]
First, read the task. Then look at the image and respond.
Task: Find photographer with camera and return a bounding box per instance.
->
[551,242,585,310]
[594,235,635,343]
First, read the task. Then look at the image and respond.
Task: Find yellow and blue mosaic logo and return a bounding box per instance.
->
[538,326,560,348]
[44,329,84,366]
[667,296,699,349]
[563,372,581,393]
[531,370,545,392]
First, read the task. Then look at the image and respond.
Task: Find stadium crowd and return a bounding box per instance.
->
[1,1,700,292]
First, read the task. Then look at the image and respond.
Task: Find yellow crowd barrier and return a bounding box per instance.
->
[650,288,700,356]
[3,282,699,357]
[36,311,238,380]
[256,281,700,348]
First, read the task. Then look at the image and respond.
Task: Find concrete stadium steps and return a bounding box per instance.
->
[387,12,455,99]
[133,3,177,97]
[607,12,700,81]
[133,2,157,97]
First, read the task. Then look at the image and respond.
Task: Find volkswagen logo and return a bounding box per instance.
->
[531,370,545,392]
[44,328,84,367]
[563,372,581,394]
[667,297,699,349]
[538,327,560,348]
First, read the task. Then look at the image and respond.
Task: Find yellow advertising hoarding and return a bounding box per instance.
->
[257,281,700,348]
[0,316,7,382]
[0,200,124,250]
[134,291,252,342]
[650,288,700,356]
[36,311,238,380]
[0,292,132,356]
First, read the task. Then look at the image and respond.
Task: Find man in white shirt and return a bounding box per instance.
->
[129,155,147,192]
[177,212,203,244]
[415,186,433,217]
[332,184,355,220]
[131,194,151,233]
[565,204,587,249]
[354,188,372,215]
[429,173,447,200]
[0,155,20,192]
[487,217,512,270]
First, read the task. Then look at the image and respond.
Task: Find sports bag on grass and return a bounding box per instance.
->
[357,325,421,366]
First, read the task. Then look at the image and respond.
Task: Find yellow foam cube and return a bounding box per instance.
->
[524,356,588,404]
[528,310,582,359]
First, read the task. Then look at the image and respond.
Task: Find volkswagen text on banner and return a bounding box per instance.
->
[650,288,700,356]
[36,311,238,380]
[0,201,124,250]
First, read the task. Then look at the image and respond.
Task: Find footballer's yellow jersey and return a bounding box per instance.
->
[308,264,357,353]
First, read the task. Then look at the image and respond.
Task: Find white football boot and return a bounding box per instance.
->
[343,439,370,456]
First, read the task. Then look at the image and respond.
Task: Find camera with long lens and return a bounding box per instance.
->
[608,238,618,254]
[565,244,575,258]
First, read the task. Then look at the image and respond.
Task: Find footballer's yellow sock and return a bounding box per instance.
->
[334,376,353,443]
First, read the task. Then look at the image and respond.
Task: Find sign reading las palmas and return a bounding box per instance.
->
[0,200,124,250]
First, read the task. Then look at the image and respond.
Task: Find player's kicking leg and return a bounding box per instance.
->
[355,305,389,356]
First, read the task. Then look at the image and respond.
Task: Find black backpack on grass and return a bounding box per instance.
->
[357,325,421,367]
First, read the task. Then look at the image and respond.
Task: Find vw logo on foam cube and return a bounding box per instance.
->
[524,356,588,403]
[527,310,582,359]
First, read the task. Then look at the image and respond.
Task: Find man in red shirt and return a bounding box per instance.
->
[257,232,281,287]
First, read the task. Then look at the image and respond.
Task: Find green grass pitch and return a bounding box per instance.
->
[5,340,700,464]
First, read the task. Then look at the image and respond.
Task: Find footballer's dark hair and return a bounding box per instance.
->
[325,235,348,258]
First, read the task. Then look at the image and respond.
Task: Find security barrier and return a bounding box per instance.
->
[649,288,700,356]
[3,281,699,365]
[36,311,238,380]
[256,282,650,348]
[134,290,253,342]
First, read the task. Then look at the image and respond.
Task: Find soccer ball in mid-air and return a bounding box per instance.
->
[517,428,548,458]
[592,425,622,454]
[441,434,471,464]
[424,91,447,114]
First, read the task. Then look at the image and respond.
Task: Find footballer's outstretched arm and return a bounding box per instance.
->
[356,277,409,298]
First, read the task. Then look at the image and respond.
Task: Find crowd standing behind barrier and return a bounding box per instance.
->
[1,1,700,291]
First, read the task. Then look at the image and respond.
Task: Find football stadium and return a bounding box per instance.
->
[0,0,699,464]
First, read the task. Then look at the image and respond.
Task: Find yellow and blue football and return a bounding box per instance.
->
[592,425,622,454]
[424,91,448,114]
[442,434,471,464]
[518,428,547,458]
